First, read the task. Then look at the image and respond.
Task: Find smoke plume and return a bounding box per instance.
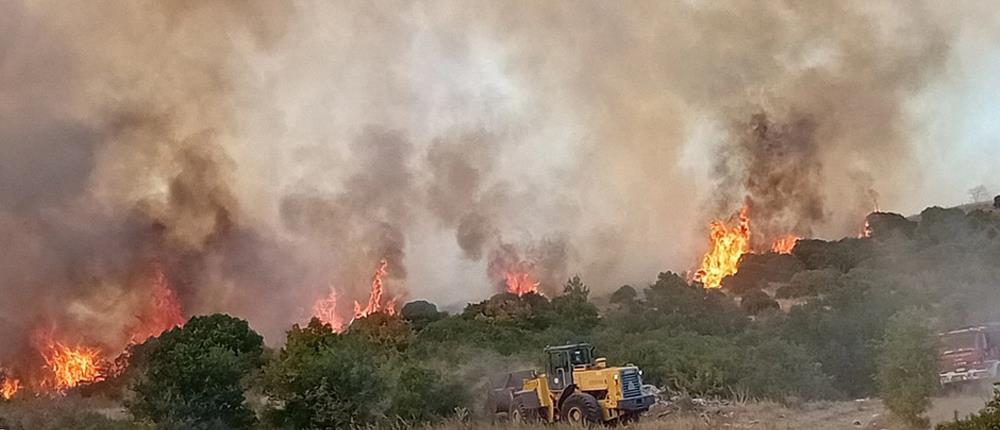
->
[0,0,983,360]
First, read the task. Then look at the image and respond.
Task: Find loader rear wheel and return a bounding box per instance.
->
[561,392,602,425]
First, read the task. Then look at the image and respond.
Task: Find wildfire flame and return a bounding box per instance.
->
[353,259,397,320]
[313,288,345,332]
[770,234,799,254]
[1,377,19,400]
[504,266,540,296]
[128,265,184,344]
[693,205,751,289]
[861,219,872,238]
[37,336,104,390]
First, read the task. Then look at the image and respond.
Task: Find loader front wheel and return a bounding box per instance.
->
[510,397,540,424]
[561,392,602,425]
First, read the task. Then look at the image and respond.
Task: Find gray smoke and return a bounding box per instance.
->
[0,0,982,361]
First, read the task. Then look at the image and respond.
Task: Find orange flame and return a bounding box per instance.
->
[37,337,104,390]
[1,377,19,400]
[770,234,799,254]
[353,259,397,319]
[313,289,345,332]
[128,265,184,344]
[693,205,751,289]
[504,267,540,296]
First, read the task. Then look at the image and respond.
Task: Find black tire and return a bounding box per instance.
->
[510,396,540,424]
[618,411,641,426]
[560,392,602,425]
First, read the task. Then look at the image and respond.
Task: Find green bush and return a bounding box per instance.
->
[740,290,779,315]
[609,285,638,305]
[388,364,465,423]
[262,319,385,429]
[878,309,939,429]
[549,276,601,333]
[937,389,1000,430]
[127,314,264,430]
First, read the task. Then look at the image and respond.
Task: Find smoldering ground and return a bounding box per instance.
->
[0,0,986,353]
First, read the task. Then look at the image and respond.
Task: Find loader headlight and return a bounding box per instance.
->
[613,374,619,380]
[554,378,559,384]
[639,370,643,376]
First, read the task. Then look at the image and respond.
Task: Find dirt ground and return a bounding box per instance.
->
[0,393,991,429]
[430,395,992,430]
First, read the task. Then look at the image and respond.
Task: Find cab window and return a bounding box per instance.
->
[549,352,568,371]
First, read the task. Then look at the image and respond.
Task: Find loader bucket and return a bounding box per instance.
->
[486,370,535,414]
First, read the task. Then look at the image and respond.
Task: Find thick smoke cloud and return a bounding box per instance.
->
[0,0,979,356]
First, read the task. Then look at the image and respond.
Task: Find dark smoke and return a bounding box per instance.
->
[714,112,826,244]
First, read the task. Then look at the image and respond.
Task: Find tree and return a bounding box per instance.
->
[969,185,990,203]
[550,276,600,332]
[609,285,638,305]
[262,319,385,429]
[878,309,939,429]
[401,300,445,331]
[562,275,590,300]
[127,314,264,430]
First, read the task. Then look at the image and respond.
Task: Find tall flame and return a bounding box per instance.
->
[1,377,19,400]
[770,234,799,254]
[128,265,184,344]
[353,259,397,320]
[36,336,104,390]
[313,288,345,332]
[504,266,540,296]
[694,205,751,289]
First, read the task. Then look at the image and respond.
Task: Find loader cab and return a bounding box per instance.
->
[545,343,596,391]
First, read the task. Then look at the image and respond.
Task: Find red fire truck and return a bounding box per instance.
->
[939,323,1000,386]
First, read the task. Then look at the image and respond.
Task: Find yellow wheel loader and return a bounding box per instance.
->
[487,343,655,426]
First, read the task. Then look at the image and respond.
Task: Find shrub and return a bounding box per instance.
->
[388,364,465,423]
[127,314,264,430]
[775,269,841,299]
[740,289,779,315]
[262,319,385,429]
[878,309,939,429]
[937,389,1000,430]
